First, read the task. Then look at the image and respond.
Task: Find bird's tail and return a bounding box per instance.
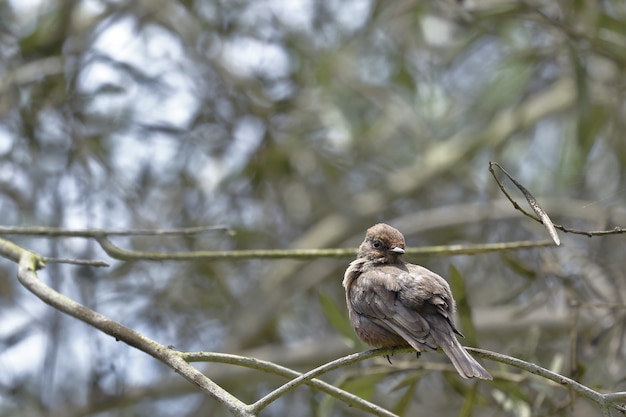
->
[431,327,492,380]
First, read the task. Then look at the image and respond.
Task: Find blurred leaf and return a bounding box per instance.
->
[459,382,478,417]
[449,265,479,347]
[494,255,536,304]
[388,372,427,415]
[389,371,423,392]
[340,373,386,401]
[94,83,128,95]
[501,254,537,279]
[392,379,419,415]
[476,58,531,114]
[317,371,350,417]
[445,373,493,414]
[492,387,531,417]
[318,291,358,343]
[316,371,389,417]
[577,103,608,156]
[317,372,386,417]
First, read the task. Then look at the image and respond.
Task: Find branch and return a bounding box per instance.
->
[2,225,554,261]
[0,237,38,265]
[0,239,253,417]
[489,162,560,245]
[467,348,626,415]
[96,236,553,261]
[0,235,107,267]
[96,236,357,260]
[237,343,626,416]
[181,351,399,417]
[43,257,109,267]
[570,300,626,309]
[249,348,403,415]
[0,225,234,237]
[489,161,626,238]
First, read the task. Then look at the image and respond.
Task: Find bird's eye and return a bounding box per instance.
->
[372,241,382,249]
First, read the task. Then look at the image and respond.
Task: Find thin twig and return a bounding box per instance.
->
[489,161,625,238]
[489,162,560,245]
[43,257,109,267]
[570,300,626,309]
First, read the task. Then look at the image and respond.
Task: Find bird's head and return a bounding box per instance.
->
[357,223,406,263]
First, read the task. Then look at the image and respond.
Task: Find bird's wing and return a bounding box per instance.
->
[350,267,437,349]
[397,264,465,337]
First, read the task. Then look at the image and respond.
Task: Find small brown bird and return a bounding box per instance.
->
[343,223,492,380]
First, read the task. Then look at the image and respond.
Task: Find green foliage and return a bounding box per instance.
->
[390,374,422,415]
[318,291,359,345]
[449,265,479,348]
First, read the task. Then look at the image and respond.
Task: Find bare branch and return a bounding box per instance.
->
[96,236,553,261]
[0,237,40,266]
[0,225,234,237]
[8,246,253,417]
[96,236,357,260]
[570,300,626,309]
[249,348,402,415]
[181,351,399,417]
[489,161,560,245]
[2,225,554,262]
[0,237,107,267]
[467,347,626,414]
[489,161,626,238]
[43,257,109,267]
[249,344,625,415]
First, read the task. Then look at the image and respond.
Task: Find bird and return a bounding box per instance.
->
[343,223,492,380]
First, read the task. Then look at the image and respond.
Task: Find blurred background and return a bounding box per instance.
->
[1,0,625,416]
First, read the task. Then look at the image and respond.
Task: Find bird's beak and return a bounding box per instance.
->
[390,247,405,254]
